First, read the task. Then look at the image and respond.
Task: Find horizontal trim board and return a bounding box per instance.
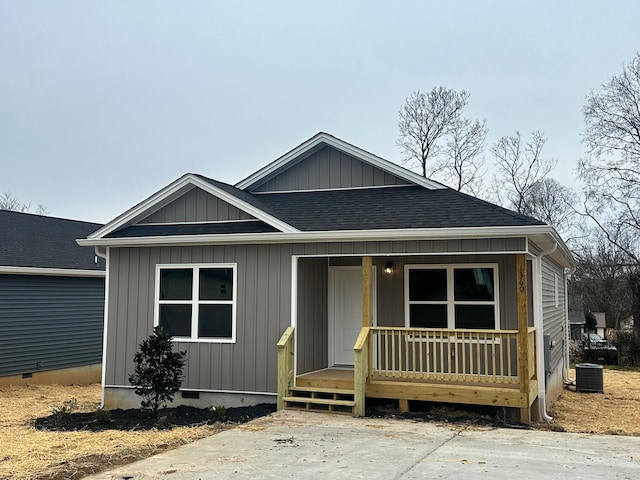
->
[78,225,555,247]
[252,184,415,195]
[104,385,277,396]
[136,219,264,226]
[0,266,105,277]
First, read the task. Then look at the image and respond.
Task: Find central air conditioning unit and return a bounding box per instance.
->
[575,363,604,393]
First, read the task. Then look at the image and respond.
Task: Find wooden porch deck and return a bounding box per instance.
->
[277,323,538,422]
[294,367,537,410]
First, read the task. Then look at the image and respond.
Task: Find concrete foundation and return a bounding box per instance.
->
[0,363,101,387]
[103,386,276,410]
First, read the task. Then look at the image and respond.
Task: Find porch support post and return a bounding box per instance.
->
[516,253,531,425]
[362,256,372,327]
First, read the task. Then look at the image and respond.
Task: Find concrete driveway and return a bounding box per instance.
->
[87,410,639,479]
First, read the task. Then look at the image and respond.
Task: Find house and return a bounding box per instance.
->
[568,294,585,340]
[593,312,606,339]
[78,132,575,424]
[0,211,105,386]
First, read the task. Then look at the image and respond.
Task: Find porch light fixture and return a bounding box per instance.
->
[384,262,393,275]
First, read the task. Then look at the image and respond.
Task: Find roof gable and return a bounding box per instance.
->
[236,132,445,192]
[138,186,256,224]
[88,174,298,240]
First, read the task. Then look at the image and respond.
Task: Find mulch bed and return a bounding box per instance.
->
[35,403,277,432]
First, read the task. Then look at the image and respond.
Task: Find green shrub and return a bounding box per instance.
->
[209,405,227,422]
[128,326,187,418]
[93,408,111,425]
[51,398,78,417]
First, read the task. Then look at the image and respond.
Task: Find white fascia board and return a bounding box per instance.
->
[188,176,298,233]
[77,225,557,248]
[0,266,106,277]
[87,173,196,239]
[235,132,446,191]
[87,174,298,240]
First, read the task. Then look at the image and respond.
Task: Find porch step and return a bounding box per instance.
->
[284,386,355,414]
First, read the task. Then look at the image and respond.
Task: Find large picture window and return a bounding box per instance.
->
[155,264,236,342]
[405,264,499,330]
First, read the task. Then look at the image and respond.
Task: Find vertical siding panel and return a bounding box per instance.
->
[317,149,330,188]
[329,148,340,187]
[242,245,258,391]
[340,152,351,187]
[114,249,130,385]
[362,163,374,185]
[351,155,363,187]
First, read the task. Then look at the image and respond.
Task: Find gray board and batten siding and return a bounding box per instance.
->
[0,274,104,377]
[105,238,530,394]
[250,145,411,193]
[140,187,256,224]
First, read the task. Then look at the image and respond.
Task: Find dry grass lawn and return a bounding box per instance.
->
[549,368,640,435]
[2,369,639,479]
[0,384,227,480]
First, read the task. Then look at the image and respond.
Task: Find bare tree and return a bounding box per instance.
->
[0,191,50,215]
[520,177,578,239]
[430,117,488,195]
[579,52,640,337]
[397,87,469,178]
[571,232,634,330]
[491,131,557,213]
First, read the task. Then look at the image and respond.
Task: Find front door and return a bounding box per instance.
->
[329,266,376,367]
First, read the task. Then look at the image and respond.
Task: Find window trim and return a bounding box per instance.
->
[404,263,500,330]
[154,263,237,343]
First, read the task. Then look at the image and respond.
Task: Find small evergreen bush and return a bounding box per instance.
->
[128,326,187,418]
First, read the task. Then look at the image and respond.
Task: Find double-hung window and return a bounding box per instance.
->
[155,264,236,342]
[405,264,499,330]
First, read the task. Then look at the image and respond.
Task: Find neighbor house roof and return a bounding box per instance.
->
[0,210,105,274]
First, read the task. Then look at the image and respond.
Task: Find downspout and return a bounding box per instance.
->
[534,242,557,423]
[563,267,577,385]
[95,246,108,408]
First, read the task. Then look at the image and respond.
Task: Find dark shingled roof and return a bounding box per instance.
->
[0,210,104,270]
[255,186,544,231]
[108,220,279,238]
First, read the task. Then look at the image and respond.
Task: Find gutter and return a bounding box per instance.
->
[77,224,559,247]
[535,241,558,423]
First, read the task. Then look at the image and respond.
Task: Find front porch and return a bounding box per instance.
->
[278,253,538,424]
[278,324,538,423]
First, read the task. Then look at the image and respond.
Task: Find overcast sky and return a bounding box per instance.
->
[1,1,639,224]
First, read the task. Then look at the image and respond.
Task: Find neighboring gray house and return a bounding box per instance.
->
[568,294,585,340]
[79,133,575,424]
[0,211,105,386]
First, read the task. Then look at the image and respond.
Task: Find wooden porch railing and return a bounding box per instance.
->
[364,326,535,385]
[353,327,370,417]
[276,326,295,410]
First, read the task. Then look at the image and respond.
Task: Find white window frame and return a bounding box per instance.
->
[154,263,237,343]
[404,263,500,330]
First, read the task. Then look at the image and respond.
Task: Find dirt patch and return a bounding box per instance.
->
[0,384,274,480]
[548,368,640,435]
